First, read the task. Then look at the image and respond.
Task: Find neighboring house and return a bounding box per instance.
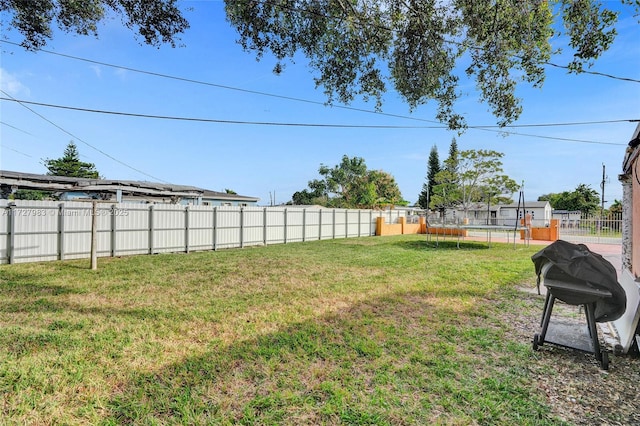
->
[498,201,552,226]
[551,210,582,228]
[445,202,499,223]
[0,170,259,206]
[443,200,551,226]
[200,190,259,207]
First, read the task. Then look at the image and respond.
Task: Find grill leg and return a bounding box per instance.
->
[540,292,553,327]
[584,303,607,369]
[538,294,556,344]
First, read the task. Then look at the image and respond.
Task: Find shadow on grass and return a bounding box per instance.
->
[98,290,551,425]
[393,239,490,251]
[0,273,81,298]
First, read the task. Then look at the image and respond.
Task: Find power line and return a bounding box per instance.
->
[1,96,629,146]
[474,119,636,129]
[543,62,640,84]
[1,120,35,136]
[0,142,34,158]
[0,97,447,128]
[0,90,170,183]
[1,40,637,133]
[2,96,635,130]
[0,40,444,126]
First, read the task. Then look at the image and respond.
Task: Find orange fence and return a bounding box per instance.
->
[521,219,559,241]
[376,217,468,237]
[377,216,559,242]
[375,216,423,236]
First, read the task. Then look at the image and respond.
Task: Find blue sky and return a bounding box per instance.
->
[1,1,639,206]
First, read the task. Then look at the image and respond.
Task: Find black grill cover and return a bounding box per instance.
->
[531,240,626,322]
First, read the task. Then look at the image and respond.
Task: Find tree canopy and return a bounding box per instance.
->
[44,142,101,179]
[291,155,405,208]
[2,1,636,128]
[1,0,189,50]
[225,0,633,128]
[538,183,600,215]
[430,148,519,216]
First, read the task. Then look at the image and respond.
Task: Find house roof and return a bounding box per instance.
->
[456,201,549,211]
[499,201,550,209]
[201,190,259,202]
[0,170,259,202]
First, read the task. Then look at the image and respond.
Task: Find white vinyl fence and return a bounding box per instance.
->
[0,200,404,264]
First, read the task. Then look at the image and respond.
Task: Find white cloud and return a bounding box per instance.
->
[90,65,103,78]
[0,68,30,97]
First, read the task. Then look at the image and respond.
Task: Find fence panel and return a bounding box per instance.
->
[261,208,282,245]
[113,205,149,256]
[11,202,59,263]
[151,205,186,253]
[215,207,242,249]
[285,208,304,243]
[188,206,215,251]
[242,207,266,247]
[304,209,321,241]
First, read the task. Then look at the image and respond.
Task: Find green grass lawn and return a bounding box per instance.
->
[1,235,563,424]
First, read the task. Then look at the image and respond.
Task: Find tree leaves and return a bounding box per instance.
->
[539,183,600,214]
[1,0,189,50]
[2,0,632,128]
[225,0,627,129]
[43,141,101,179]
[431,148,518,215]
[292,154,405,208]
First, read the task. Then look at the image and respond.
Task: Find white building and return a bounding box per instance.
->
[443,201,552,226]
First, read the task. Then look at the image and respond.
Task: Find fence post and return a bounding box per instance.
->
[111,204,117,257]
[91,201,98,270]
[358,210,361,237]
[58,203,65,261]
[370,211,374,236]
[213,207,217,251]
[7,203,15,264]
[332,209,336,239]
[263,207,268,246]
[240,207,244,249]
[185,206,190,253]
[284,208,288,244]
[302,208,307,242]
[345,209,349,238]
[318,209,322,240]
[149,204,155,255]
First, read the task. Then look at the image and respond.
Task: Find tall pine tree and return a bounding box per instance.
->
[417,145,440,209]
[44,142,100,178]
[445,138,459,175]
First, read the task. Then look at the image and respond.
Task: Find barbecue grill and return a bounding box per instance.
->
[531,240,626,370]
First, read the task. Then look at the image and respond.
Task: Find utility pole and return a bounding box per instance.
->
[599,163,608,235]
[600,163,606,218]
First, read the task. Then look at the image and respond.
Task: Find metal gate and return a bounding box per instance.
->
[558,213,622,245]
